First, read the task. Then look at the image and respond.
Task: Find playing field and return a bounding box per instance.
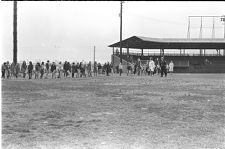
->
[2,74,225,149]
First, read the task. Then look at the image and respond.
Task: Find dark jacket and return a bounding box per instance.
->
[51,64,56,72]
[28,64,33,72]
[160,60,167,69]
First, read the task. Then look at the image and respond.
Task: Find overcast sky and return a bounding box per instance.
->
[1,1,225,63]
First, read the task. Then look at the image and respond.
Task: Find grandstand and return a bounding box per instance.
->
[109,36,225,73]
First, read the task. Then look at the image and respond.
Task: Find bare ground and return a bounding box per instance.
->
[2,74,225,149]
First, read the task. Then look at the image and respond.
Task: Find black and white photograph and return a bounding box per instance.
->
[1,1,225,149]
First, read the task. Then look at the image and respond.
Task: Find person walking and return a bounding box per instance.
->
[169,60,174,74]
[45,60,50,79]
[28,61,33,79]
[14,62,20,78]
[119,62,123,76]
[71,62,76,78]
[1,62,6,79]
[127,62,131,76]
[93,61,98,77]
[76,62,80,78]
[35,62,41,79]
[51,62,56,79]
[21,61,27,78]
[160,57,167,77]
[87,61,92,77]
[5,61,11,79]
[149,57,155,76]
[57,62,63,78]
[106,62,111,76]
[40,62,45,79]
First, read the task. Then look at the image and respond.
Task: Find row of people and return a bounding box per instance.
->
[2,57,174,79]
[1,60,112,79]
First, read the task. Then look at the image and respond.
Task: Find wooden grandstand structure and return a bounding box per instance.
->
[109,36,225,73]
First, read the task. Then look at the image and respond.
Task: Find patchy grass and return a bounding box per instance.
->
[2,74,225,149]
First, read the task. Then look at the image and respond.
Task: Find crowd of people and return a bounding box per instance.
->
[1,60,112,79]
[122,57,174,77]
[1,57,174,79]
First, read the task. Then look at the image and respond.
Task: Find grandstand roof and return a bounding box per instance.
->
[108,36,225,49]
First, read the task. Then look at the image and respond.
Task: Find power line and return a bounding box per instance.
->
[126,12,187,26]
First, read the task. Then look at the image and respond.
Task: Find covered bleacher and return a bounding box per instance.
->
[109,36,225,73]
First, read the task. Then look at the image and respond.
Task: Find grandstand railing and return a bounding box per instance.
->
[113,52,224,57]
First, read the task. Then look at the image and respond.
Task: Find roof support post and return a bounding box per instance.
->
[160,49,164,57]
[141,49,143,56]
[200,49,202,56]
[112,48,114,67]
[127,48,129,57]
[113,47,115,55]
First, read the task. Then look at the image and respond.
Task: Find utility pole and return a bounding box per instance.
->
[199,16,203,39]
[119,1,124,63]
[221,15,225,38]
[187,16,190,39]
[212,17,215,38]
[94,46,95,65]
[221,15,225,56]
[13,1,17,64]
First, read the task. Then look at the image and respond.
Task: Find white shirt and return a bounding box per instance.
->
[119,63,123,69]
[149,60,155,71]
[169,62,174,72]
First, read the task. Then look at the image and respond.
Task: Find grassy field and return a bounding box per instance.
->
[2,74,225,149]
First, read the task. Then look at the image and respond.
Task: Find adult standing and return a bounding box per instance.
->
[160,57,167,77]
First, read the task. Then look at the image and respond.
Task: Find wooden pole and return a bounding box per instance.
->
[13,1,17,64]
[120,1,123,63]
